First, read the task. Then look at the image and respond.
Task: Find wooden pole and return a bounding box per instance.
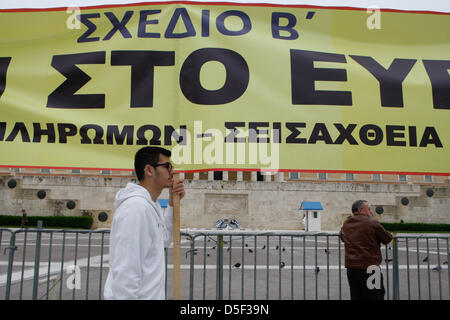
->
[172,172,181,300]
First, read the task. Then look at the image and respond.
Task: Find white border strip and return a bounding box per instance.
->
[0,0,449,13]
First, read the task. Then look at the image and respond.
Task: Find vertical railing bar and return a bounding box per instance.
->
[188,235,196,300]
[338,234,342,300]
[416,238,421,300]
[436,238,442,300]
[290,236,294,300]
[278,235,282,300]
[406,238,411,300]
[98,232,105,300]
[392,236,400,300]
[203,235,207,300]
[447,238,450,300]
[426,238,431,300]
[46,232,53,300]
[59,232,66,300]
[19,231,28,299]
[72,232,79,300]
[228,235,232,300]
[266,235,269,300]
[385,244,390,300]
[217,234,223,300]
[193,234,200,300]
[216,234,223,300]
[253,235,257,300]
[326,235,330,300]
[32,223,43,300]
[241,236,244,300]
[0,230,2,299]
[5,231,17,300]
[164,248,167,299]
[85,232,92,300]
[303,236,306,300]
[314,235,318,300]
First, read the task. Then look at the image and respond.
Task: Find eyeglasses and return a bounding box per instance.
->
[150,162,173,172]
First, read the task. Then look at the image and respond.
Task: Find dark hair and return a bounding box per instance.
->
[352,200,367,213]
[134,147,171,181]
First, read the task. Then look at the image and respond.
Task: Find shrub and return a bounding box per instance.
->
[0,215,93,229]
[380,222,450,232]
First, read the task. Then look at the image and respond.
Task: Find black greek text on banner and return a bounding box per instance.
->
[0,2,448,175]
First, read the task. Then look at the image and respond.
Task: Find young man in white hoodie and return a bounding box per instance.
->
[104,146,185,300]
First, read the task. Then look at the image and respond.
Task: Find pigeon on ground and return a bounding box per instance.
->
[385,258,393,262]
[315,267,320,273]
[282,247,286,252]
[233,262,241,268]
[324,249,329,254]
[443,261,448,265]
[432,265,442,272]
[275,245,279,250]
[248,249,253,253]
[261,245,266,250]
[280,262,285,269]
[422,256,429,262]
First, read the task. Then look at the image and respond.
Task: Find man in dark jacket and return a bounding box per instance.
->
[339,200,392,300]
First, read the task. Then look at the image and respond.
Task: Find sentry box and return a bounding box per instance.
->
[299,201,324,232]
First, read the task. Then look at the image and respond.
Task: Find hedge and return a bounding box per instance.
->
[0,215,93,229]
[380,222,450,232]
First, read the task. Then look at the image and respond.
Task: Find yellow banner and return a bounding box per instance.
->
[0,3,449,174]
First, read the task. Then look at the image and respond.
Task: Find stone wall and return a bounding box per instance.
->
[0,174,449,230]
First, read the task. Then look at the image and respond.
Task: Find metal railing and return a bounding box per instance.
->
[0,227,109,300]
[1,228,449,300]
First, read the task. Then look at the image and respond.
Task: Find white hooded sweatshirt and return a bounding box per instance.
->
[104,182,173,300]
